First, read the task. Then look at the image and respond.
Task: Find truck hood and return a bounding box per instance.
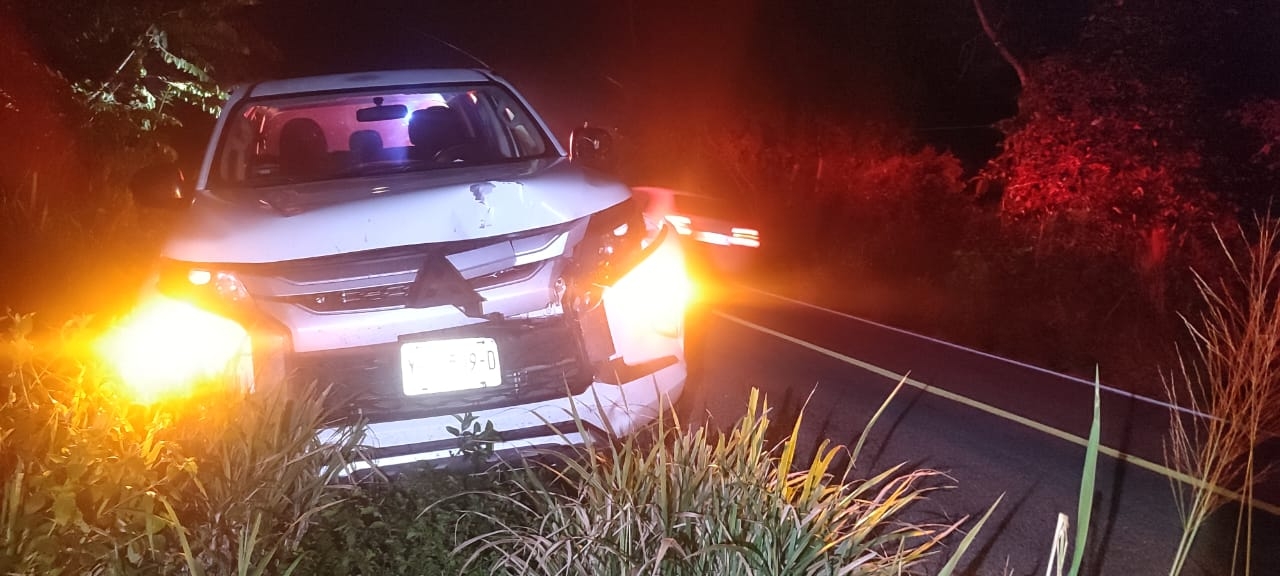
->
[163,158,629,264]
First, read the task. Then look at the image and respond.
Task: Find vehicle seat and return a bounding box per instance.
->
[348,129,384,164]
[407,106,470,163]
[279,117,329,179]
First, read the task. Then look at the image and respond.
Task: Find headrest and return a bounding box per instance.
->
[407,106,464,150]
[348,129,383,155]
[279,117,328,172]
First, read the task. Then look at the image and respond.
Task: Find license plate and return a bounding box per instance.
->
[400,338,502,396]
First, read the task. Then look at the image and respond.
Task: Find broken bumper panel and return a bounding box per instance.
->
[327,359,686,473]
[312,229,690,471]
[292,317,594,424]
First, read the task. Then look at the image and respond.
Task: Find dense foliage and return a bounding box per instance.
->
[295,467,530,576]
[987,1,1239,275]
[0,0,272,315]
[460,389,989,575]
[641,0,1280,392]
[0,313,362,575]
[1,0,265,136]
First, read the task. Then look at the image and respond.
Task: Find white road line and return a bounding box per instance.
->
[714,310,1280,517]
[738,285,1213,420]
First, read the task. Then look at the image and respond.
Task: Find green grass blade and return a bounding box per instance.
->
[937,493,1004,576]
[162,498,205,576]
[1068,370,1103,576]
[852,376,907,465]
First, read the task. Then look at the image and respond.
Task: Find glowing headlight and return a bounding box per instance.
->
[158,262,253,316]
[573,198,692,337]
[604,228,692,336]
[96,295,252,404]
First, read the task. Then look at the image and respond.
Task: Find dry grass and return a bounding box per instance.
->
[1165,219,1280,576]
[457,387,999,575]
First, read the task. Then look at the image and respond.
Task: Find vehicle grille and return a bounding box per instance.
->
[281,260,545,313]
[290,316,591,423]
[295,283,413,312]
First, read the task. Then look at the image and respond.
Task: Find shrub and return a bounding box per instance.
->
[2,313,185,575]
[0,312,364,575]
[699,121,970,279]
[295,466,531,576]
[1233,99,1280,174]
[460,388,990,575]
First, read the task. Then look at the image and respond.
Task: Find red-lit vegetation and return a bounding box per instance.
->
[615,1,1280,397]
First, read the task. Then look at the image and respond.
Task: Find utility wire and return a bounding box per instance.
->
[396,24,492,70]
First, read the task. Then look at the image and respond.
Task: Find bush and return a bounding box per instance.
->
[295,467,531,576]
[460,389,986,575]
[0,312,364,575]
[700,121,970,279]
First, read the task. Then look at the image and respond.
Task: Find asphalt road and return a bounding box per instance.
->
[681,283,1280,576]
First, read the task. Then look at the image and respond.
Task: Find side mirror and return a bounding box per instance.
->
[130,163,192,209]
[569,124,616,170]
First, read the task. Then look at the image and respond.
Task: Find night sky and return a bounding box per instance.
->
[238,0,1060,163]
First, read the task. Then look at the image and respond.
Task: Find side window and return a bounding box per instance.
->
[218,111,258,183]
[491,91,546,157]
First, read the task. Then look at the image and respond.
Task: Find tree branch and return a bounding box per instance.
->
[973,0,1028,89]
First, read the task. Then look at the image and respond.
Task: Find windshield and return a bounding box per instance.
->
[211,83,553,188]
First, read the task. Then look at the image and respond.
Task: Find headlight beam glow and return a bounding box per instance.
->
[96,296,252,404]
[605,231,692,336]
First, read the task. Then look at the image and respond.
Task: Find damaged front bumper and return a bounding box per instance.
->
[307,222,690,470]
[101,201,690,469]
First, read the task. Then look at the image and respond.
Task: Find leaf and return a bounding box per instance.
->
[126,541,143,564]
[52,489,79,527]
[1067,371,1103,576]
[24,489,47,515]
[937,493,1004,576]
[852,376,907,465]
[163,499,205,576]
[143,494,166,536]
[17,313,34,338]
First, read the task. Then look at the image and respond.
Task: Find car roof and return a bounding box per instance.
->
[244,69,495,98]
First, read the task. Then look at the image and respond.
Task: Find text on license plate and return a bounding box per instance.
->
[400,337,502,396]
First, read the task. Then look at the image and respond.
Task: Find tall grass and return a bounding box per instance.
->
[295,466,533,576]
[159,380,366,576]
[459,387,997,575]
[0,311,365,575]
[1043,372,1103,576]
[1165,219,1280,576]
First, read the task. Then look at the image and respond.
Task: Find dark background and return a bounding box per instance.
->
[234,0,1048,171]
